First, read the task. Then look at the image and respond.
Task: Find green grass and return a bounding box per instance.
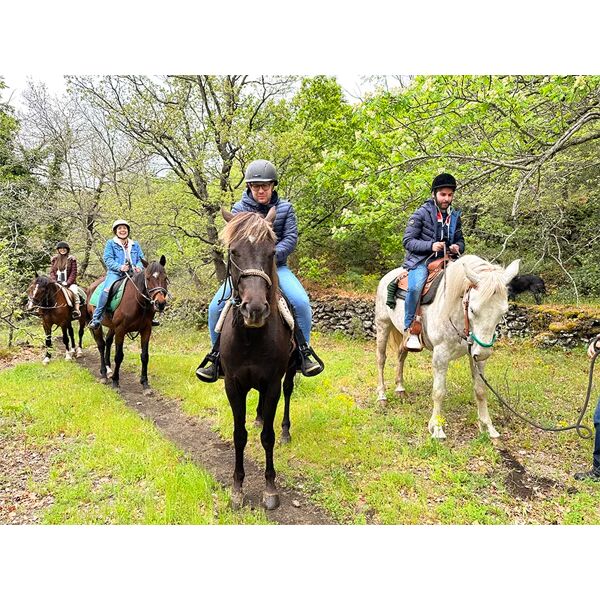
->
[119,324,600,524]
[0,361,266,524]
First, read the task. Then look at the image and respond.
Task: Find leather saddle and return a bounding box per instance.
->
[394,256,452,306]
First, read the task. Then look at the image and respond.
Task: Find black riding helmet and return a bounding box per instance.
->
[245,159,278,185]
[56,241,70,252]
[431,173,457,192]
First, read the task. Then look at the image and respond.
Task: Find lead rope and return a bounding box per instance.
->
[475,351,597,439]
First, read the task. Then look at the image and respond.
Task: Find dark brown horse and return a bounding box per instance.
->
[26,275,87,363]
[219,208,297,510]
[86,257,168,392]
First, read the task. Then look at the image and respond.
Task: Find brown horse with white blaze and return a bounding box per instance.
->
[26,274,87,363]
[86,256,169,393]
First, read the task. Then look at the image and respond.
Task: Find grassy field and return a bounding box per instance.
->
[3,319,600,524]
[120,325,600,524]
[0,359,266,524]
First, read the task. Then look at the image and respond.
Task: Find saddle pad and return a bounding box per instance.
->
[394,272,445,306]
[89,278,127,312]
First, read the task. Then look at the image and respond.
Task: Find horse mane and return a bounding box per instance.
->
[439,255,508,319]
[220,212,276,247]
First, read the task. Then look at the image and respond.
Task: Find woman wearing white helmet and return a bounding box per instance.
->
[89,219,147,330]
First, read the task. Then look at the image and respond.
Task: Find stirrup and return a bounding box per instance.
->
[152,319,160,326]
[403,332,423,352]
[72,309,81,319]
[88,321,101,331]
[195,352,221,383]
[298,345,324,377]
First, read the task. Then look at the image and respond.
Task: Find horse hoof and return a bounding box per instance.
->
[280,431,291,444]
[106,367,113,377]
[488,427,501,439]
[262,491,280,511]
[111,381,119,389]
[253,418,264,428]
[395,389,407,399]
[431,426,447,440]
[231,491,244,510]
[99,377,107,384]
[75,348,83,358]
[65,353,72,361]
[42,357,50,365]
[143,388,152,397]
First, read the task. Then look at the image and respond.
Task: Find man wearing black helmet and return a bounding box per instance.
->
[401,173,465,351]
[195,159,324,382]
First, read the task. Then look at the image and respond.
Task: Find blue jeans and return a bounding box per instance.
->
[91,272,124,324]
[403,263,428,330]
[593,397,600,471]
[208,265,312,345]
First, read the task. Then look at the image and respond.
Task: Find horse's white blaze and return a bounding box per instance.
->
[153,272,159,278]
[27,284,39,310]
[248,235,256,244]
[375,255,519,439]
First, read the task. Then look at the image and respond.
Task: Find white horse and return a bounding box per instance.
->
[375,255,520,439]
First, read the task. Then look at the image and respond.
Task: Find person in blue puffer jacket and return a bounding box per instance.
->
[88,219,151,330]
[401,173,465,351]
[196,159,324,382]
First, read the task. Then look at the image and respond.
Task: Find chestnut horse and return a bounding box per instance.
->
[219,208,297,510]
[26,275,87,363]
[86,257,168,392]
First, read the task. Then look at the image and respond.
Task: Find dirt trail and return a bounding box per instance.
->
[79,351,335,525]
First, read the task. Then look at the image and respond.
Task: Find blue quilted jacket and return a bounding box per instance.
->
[402,198,465,269]
[232,190,298,266]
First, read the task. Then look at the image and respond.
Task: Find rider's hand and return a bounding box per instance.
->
[449,244,460,254]
[134,267,142,273]
[587,337,600,358]
[120,264,130,272]
[432,241,445,252]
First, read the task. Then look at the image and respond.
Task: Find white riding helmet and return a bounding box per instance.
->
[112,219,131,233]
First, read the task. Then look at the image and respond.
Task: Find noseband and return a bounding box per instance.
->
[450,284,498,350]
[227,254,272,301]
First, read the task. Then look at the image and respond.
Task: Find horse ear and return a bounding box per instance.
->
[503,259,520,285]
[141,258,149,268]
[221,207,234,222]
[35,272,39,278]
[265,207,276,224]
[463,263,480,286]
[160,255,166,266]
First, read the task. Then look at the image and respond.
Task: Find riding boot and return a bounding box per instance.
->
[72,302,81,319]
[293,327,324,377]
[195,335,221,383]
[152,319,160,326]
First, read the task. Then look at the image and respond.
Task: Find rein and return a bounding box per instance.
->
[474,352,597,440]
[124,269,169,310]
[27,281,67,312]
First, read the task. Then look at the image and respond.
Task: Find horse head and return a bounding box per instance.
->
[221,207,277,329]
[143,255,169,313]
[26,274,54,311]
[461,257,520,361]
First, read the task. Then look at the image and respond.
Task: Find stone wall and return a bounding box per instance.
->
[310,294,600,348]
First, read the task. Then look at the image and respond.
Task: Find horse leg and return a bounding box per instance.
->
[259,381,282,510]
[254,394,264,428]
[428,346,449,439]
[66,323,75,360]
[140,326,152,395]
[42,322,52,364]
[61,326,72,361]
[281,364,295,444]
[469,357,500,438]
[376,319,391,403]
[95,328,108,383]
[76,316,84,357]
[395,344,409,399]
[225,379,248,509]
[111,333,125,389]
[104,329,115,378]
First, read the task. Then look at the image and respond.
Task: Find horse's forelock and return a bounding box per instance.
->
[220,212,276,247]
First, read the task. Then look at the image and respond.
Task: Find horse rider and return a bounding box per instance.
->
[89,219,158,330]
[401,173,465,351]
[574,335,600,481]
[195,159,324,382]
[49,241,81,318]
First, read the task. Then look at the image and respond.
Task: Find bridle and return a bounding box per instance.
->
[27,281,66,311]
[125,268,170,310]
[224,253,273,304]
[449,283,498,351]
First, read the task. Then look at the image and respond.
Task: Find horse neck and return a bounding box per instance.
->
[426,262,466,329]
